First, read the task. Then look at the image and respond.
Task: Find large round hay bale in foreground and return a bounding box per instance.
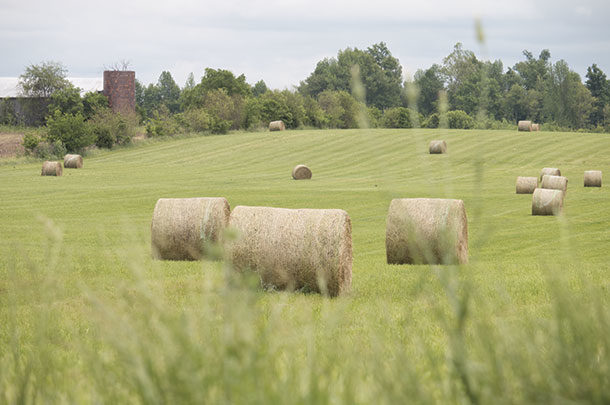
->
[63,154,83,168]
[532,188,564,216]
[269,120,286,131]
[429,140,447,154]
[41,161,62,176]
[531,123,540,131]
[226,206,352,297]
[541,175,568,192]
[516,176,538,194]
[584,170,602,187]
[518,120,532,131]
[151,197,230,261]
[386,198,468,265]
[292,164,312,180]
[540,167,560,181]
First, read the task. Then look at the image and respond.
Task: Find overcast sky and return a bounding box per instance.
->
[1,0,609,89]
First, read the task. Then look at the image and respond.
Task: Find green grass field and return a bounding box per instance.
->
[1,128,609,403]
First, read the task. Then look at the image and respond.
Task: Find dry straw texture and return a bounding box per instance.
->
[41,161,62,176]
[531,123,540,131]
[518,120,532,131]
[429,140,447,154]
[532,188,564,216]
[151,197,230,261]
[63,154,83,169]
[226,206,352,297]
[541,175,568,192]
[269,120,286,131]
[516,176,538,194]
[540,167,561,181]
[386,198,468,265]
[584,170,602,187]
[292,164,312,180]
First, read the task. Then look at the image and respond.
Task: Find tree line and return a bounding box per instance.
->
[137,42,610,133]
[4,42,610,157]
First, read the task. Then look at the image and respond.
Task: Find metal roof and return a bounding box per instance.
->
[0,77,103,98]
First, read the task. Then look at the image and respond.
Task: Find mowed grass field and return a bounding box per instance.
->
[1,128,609,403]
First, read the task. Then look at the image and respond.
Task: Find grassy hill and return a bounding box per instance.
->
[1,128,609,403]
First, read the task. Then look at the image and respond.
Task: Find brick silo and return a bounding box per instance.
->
[103,71,135,114]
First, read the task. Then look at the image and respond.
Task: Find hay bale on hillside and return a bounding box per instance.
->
[541,175,568,192]
[269,120,286,131]
[292,164,312,180]
[540,167,561,181]
[151,197,230,261]
[226,206,352,297]
[41,161,62,176]
[63,154,83,169]
[532,188,564,216]
[531,123,540,131]
[386,198,468,265]
[516,176,538,194]
[584,170,602,187]
[429,140,447,154]
[518,120,532,131]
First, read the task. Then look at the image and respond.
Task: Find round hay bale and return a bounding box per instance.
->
[531,123,540,131]
[584,170,602,187]
[226,206,352,297]
[516,176,538,194]
[386,198,468,265]
[63,154,83,168]
[540,167,561,181]
[269,120,286,131]
[532,188,564,216]
[429,140,447,154]
[540,175,568,192]
[292,164,312,180]
[41,161,62,176]
[518,120,532,131]
[151,197,230,261]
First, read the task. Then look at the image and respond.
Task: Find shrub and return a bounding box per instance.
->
[381,107,413,128]
[422,113,440,128]
[317,90,360,129]
[210,117,231,134]
[367,107,382,128]
[47,85,83,116]
[22,132,42,153]
[146,106,182,137]
[45,110,94,152]
[83,92,109,120]
[303,96,328,128]
[178,108,213,133]
[446,110,475,129]
[202,89,244,130]
[242,98,264,130]
[89,109,137,148]
[31,139,67,159]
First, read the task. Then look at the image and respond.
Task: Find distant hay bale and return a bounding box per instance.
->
[540,167,561,181]
[151,197,230,261]
[429,140,447,154]
[541,175,568,192]
[516,176,538,194]
[269,120,286,131]
[532,188,564,216]
[531,123,540,131]
[226,206,352,297]
[63,154,83,169]
[386,198,468,265]
[518,120,532,131]
[41,161,62,176]
[584,170,602,187]
[292,164,312,180]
